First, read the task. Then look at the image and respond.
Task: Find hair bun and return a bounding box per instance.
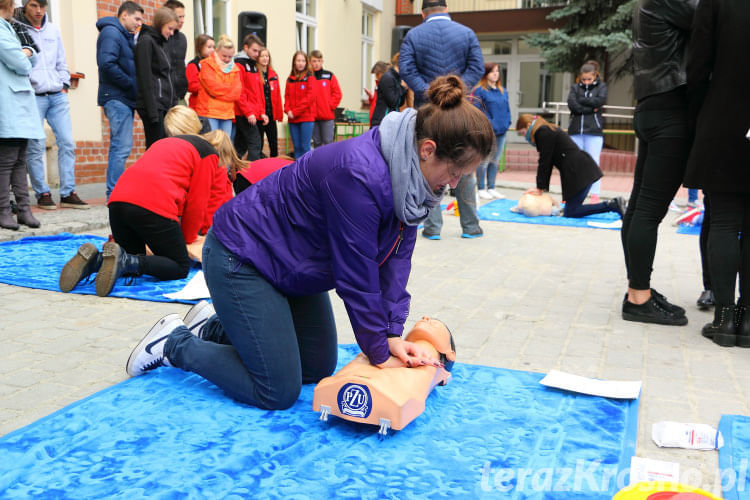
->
[218,34,231,43]
[427,75,466,109]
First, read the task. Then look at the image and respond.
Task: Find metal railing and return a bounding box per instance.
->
[542,101,637,152]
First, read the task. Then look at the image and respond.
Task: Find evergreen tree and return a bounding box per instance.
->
[525,0,636,79]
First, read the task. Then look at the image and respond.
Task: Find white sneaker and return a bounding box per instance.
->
[479,189,493,200]
[488,189,505,199]
[126,314,184,377]
[183,300,215,338]
[668,200,681,212]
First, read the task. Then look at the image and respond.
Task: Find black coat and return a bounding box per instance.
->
[167,30,188,101]
[683,0,750,192]
[135,24,176,122]
[567,78,607,136]
[534,126,602,199]
[371,68,406,126]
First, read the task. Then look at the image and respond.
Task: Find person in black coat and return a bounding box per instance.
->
[135,7,179,148]
[371,53,407,127]
[683,0,750,347]
[164,0,188,101]
[515,114,625,219]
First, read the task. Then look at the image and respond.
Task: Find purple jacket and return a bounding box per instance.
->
[212,128,418,365]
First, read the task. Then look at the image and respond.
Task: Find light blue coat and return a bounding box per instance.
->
[0,18,43,140]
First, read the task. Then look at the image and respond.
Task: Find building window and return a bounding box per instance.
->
[361,8,375,100]
[194,0,231,38]
[296,0,317,52]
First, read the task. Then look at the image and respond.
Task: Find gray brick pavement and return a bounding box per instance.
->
[0,185,747,495]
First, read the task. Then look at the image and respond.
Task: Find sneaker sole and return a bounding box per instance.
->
[126,314,182,376]
[461,233,484,239]
[60,202,91,210]
[59,242,98,292]
[95,241,121,297]
[38,204,57,210]
[622,311,688,326]
[422,234,441,240]
[183,300,214,336]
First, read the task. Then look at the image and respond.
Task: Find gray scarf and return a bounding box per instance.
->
[379,109,442,226]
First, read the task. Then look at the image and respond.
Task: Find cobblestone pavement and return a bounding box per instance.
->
[0,183,745,496]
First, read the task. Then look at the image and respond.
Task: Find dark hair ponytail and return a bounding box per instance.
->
[416,75,494,167]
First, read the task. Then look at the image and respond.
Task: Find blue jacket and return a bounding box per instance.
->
[96,17,137,108]
[14,12,70,94]
[399,13,484,106]
[472,85,511,136]
[212,128,417,365]
[0,18,44,140]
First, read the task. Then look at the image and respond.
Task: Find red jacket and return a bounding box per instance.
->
[312,69,342,121]
[262,67,284,122]
[108,135,223,244]
[201,165,233,235]
[234,56,264,119]
[186,57,201,110]
[284,72,316,123]
[236,157,293,185]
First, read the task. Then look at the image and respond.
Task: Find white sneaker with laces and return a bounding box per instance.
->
[126,314,184,377]
[479,189,493,200]
[488,189,505,199]
[183,300,215,338]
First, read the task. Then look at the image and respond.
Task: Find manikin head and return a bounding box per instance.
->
[406,316,456,371]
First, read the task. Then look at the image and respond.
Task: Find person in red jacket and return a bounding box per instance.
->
[234,33,265,161]
[284,51,315,159]
[234,155,293,194]
[58,130,247,297]
[186,34,214,110]
[309,50,342,148]
[256,47,283,157]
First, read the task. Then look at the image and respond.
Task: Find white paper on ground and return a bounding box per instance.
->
[539,370,642,399]
[587,219,623,229]
[629,456,681,484]
[746,128,750,140]
[163,271,210,300]
[652,421,724,450]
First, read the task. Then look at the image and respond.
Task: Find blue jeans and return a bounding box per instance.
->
[164,230,338,410]
[26,92,76,198]
[206,117,233,137]
[563,184,613,218]
[688,189,699,203]
[570,134,604,195]
[289,121,314,159]
[423,173,481,235]
[476,134,506,190]
[103,100,134,199]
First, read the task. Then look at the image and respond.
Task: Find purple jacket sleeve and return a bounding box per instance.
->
[319,166,394,365]
[379,224,417,337]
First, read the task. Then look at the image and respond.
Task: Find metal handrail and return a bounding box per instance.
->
[542,101,637,151]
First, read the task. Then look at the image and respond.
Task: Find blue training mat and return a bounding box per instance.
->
[0,233,201,304]
[0,345,639,499]
[719,414,750,500]
[478,199,621,230]
[677,222,702,235]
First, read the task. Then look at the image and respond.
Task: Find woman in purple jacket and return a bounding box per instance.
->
[125,75,494,410]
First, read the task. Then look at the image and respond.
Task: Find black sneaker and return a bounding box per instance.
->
[622,289,686,316]
[461,228,484,239]
[609,197,626,217]
[622,296,688,326]
[60,192,90,209]
[37,192,57,210]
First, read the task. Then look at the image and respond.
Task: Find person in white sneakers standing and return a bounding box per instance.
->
[15,0,88,210]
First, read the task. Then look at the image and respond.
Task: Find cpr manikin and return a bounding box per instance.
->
[510,192,559,217]
[313,317,456,436]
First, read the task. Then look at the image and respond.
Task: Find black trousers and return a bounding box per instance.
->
[706,192,750,307]
[258,121,278,157]
[108,202,191,280]
[234,115,262,161]
[621,88,690,290]
[700,193,711,290]
[136,109,166,149]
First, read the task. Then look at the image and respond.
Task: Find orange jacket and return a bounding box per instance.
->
[284,72,316,123]
[194,55,242,120]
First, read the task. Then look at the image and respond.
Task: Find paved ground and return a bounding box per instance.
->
[1,178,743,497]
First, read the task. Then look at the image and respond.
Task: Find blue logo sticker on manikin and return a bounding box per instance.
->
[337,383,372,418]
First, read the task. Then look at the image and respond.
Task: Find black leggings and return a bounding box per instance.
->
[136,109,167,149]
[563,183,613,218]
[700,193,711,290]
[108,202,191,280]
[621,88,690,290]
[234,116,262,161]
[258,121,278,157]
[706,192,750,307]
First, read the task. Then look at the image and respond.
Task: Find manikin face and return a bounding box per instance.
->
[24,0,46,27]
[245,42,261,61]
[412,316,449,337]
[580,72,595,85]
[217,46,234,64]
[161,20,177,39]
[120,10,144,34]
[173,7,185,30]
[310,57,323,72]
[258,50,270,67]
[294,54,307,73]
[201,39,215,58]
